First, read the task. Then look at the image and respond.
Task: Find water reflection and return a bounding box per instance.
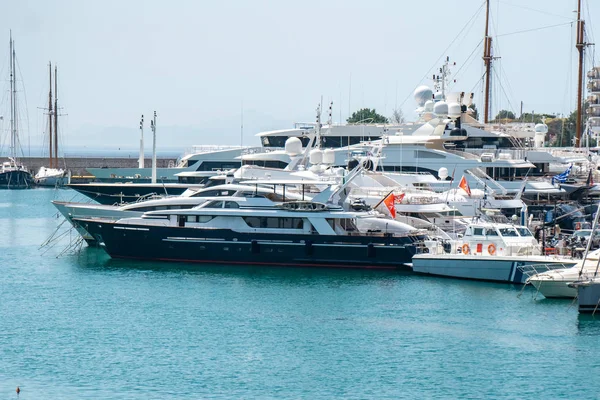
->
[577,313,600,335]
[70,246,410,288]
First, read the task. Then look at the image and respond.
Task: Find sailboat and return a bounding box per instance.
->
[0,32,33,189]
[34,62,68,187]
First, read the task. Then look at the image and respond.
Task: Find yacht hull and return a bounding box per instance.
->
[412,255,575,283]
[0,170,33,189]
[79,219,423,269]
[528,279,576,298]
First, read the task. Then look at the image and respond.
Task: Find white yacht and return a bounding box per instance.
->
[74,192,427,269]
[411,218,577,283]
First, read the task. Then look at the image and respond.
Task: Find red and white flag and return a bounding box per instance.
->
[394,193,405,204]
[458,175,471,197]
[382,192,396,219]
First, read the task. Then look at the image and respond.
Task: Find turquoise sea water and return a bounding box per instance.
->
[1,189,600,399]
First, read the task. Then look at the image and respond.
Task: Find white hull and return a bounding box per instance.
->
[412,255,575,283]
[529,279,576,299]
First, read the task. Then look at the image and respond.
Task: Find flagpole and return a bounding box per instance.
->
[373,190,395,209]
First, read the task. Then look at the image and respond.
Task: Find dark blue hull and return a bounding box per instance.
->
[79,219,424,270]
[0,170,33,189]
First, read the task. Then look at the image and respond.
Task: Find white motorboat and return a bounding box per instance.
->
[34,166,69,186]
[411,219,577,283]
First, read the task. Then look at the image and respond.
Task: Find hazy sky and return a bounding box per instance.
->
[0,0,598,153]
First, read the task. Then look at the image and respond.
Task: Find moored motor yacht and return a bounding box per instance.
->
[76,193,427,269]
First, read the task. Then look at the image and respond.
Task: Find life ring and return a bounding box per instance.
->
[575,222,582,230]
[462,244,470,254]
[488,243,496,255]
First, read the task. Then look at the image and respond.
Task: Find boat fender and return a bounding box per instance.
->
[488,243,496,255]
[462,244,470,254]
[367,243,376,257]
[305,240,313,255]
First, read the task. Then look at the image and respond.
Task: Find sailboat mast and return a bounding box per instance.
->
[575,0,585,147]
[483,0,492,124]
[9,33,14,161]
[54,65,58,167]
[48,62,53,168]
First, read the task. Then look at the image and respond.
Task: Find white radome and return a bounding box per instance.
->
[414,86,433,106]
[424,100,434,112]
[438,167,449,180]
[534,123,549,134]
[433,101,448,117]
[309,149,323,165]
[448,102,461,118]
[323,149,335,165]
[284,137,302,156]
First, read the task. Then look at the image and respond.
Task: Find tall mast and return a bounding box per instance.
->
[9,32,14,161]
[575,0,585,147]
[48,62,53,168]
[483,0,492,123]
[151,111,157,184]
[54,65,58,167]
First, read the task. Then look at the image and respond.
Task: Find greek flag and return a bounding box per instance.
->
[552,164,572,185]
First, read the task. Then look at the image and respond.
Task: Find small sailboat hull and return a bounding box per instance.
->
[0,169,33,189]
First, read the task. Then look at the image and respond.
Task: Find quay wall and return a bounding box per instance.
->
[20,157,178,176]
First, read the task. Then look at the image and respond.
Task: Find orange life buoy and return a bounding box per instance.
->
[488,243,496,255]
[575,222,582,230]
[462,244,470,254]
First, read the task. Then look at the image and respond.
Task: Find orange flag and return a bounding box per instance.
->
[459,175,471,197]
[394,193,405,203]
[383,192,396,219]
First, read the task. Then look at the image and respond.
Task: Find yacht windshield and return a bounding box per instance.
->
[499,228,519,237]
[516,227,533,237]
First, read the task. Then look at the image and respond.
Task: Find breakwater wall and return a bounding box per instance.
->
[20,156,178,176]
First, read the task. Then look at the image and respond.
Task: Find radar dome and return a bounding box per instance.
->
[414,86,433,106]
[323,149,335,165]
[424,100,434,112]
[448,102,461,118]
[309,149,323,165]
[438,167,449,181]
[534,123,549,134]
[433,101,448,117]
[284,137,302,155]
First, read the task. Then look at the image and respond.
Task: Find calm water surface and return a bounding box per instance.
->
[1,189,600,399]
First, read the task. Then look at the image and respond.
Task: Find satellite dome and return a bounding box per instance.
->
[433,101,448,117]
[433,91,444,101]
[323,149,335,165]
[534,123,549,134]
[424,100,434,112]
[309,149,323,165]
[438,167,448,180]
[414,86,433,107]
[448,102,461,118]
[284,137,302,156]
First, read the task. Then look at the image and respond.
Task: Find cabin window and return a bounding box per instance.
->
[186,216,196,223]
[517,227,533,237]
[205,200,224,208]
[197,215,214,223]
[243,216,303,229]
[224,201,240,209]
[486,229,498,236]
[473,228,484,236]
[499,228,519,237]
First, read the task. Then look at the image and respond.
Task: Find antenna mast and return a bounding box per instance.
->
[575,0,585,147]
[139,115,144,168]
[151,111,157,184]
[483,0,492,123]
